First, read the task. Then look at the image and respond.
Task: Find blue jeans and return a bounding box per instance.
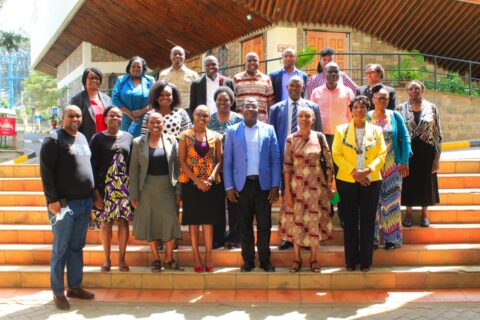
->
[48,198,92,295]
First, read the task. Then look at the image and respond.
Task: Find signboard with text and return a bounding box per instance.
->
[0,117,16,136]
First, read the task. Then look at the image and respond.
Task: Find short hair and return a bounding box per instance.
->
[366,63,385,79]
[297,106,315,119]
[244,52,259,61]
[407,80,426,91]
[287,75,304,86]
[147,112,164,123]
[214,86,235,103]
[102,106,121,119]
[170,46,185,56]
[244,96,258,105]
[325,62,340,71]
[193,104,210,114]
[370,83,385,95]
[316,48,336,73]
[81,67,103,87]
[282,48,296,57]
[148,80,181,111]
[125,56,147,74]
[204,55,218,65]
[349,95,371,111]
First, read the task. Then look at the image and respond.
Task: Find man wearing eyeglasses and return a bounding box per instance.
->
[356,64,397,111]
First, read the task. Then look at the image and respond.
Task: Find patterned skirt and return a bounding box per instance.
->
[94,152,133,222]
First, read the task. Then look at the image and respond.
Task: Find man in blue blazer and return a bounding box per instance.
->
[269,48,308,104]
[269,75,323,250]
[223,97,281,272]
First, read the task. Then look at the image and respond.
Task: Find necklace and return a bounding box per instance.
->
[354,127,365,155]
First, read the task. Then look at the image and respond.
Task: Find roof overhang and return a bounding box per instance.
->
[34,0,480,77]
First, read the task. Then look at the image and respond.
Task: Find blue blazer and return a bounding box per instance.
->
[367,109,411,164]
[269,99,323,165]
[223,121,281,192]
[269,68,308,104]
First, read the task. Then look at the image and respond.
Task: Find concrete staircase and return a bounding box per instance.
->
[0,161,479,290]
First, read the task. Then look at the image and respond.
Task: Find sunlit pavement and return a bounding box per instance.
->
[1,288,480,319]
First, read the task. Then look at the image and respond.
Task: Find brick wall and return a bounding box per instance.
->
[57,43,83,82]
[396,90,480,142]
[91,45,126,62]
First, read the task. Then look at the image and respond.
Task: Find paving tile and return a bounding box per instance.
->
[236,273,267,289]
[331,272,365,290]
[169,289,204,302]
[137,289,172,302]
[430,289,468,301]
[173,273,205,289]
[20,272,49,287]
[427,272,459,288]
[300,289,335,302]
[0,272,21,287]
[267,273,299,289]
[201,290,236,302]
[235,289,268,302]
[104,288,141,301]
[299,273,331,289]
[332,290,368,302]
[204,273,235,289]
[267,289,301,302]
[141,273,173,289]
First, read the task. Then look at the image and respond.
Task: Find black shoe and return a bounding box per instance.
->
[373,243,379,250]
[157,241,164,251]
[260,262,275,272]
[212,242,223,250]
[403,216,412,228]
[241,261,255,272]
[420,217,430,227]
[226,242,237,250]
[66,288,95,300]
[278,240,292,250]
[53,295,70,310]
[385,242,395,250]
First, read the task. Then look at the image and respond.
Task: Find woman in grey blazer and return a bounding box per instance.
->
[70,67,112,142]
[129,112,183,272]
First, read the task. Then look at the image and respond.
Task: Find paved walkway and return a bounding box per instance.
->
[1,289,480,319]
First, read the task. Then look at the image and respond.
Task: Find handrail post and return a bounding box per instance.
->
[360,54,364,86]
[433,57,437,91]
[469,62,472,96]
[397,54,401,88]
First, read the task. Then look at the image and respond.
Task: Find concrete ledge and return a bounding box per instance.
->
[2,149,36,165]
[443,139,480,151]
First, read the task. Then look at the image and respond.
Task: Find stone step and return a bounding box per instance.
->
[1,188,479,207]
[1,174,478,191]
[0,160,477,180]
[0,264,479,290]
[1,224,480,246]
[1,205,480,225]
[0,243,478,267]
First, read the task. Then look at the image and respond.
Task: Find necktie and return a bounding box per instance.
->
[291,101,298,133]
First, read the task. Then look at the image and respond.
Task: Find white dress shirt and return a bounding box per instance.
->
[244,123,260,176]
[206,75,220,114]
[287,97,304,135]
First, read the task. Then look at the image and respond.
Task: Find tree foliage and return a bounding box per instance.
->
[22,71,61,115]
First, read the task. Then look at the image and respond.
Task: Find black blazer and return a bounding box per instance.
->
[189,74,235,114]
[356,84,397,111]
[70,90,112,142]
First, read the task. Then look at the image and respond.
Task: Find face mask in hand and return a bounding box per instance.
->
[50,206,74,226]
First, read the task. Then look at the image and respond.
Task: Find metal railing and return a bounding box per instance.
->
[216,52,480,97]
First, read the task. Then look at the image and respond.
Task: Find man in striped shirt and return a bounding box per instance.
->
[307,47,357,98]
[233,52,274,123]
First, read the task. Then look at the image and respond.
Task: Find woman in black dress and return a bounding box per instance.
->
[90,106,133,272]
[396,80,442,228]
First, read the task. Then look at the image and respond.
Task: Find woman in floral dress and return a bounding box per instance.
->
[90,106,133,272]
[368,85,411,250]
[280,107,334,273]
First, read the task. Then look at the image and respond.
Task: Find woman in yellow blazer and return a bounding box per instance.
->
[332,95,387,272]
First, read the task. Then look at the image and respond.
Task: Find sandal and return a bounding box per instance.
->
[119,262,130,272]
[289,260,302,273]
[100,263,111,272]
[310,260,320,273]
[163,259,184,271]
[151,260,162,272]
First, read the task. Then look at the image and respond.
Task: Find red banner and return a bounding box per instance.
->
[0,117,16,136]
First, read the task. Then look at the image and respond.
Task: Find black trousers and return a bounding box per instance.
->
[337,180,381,268]
[238,178,272,264]
[213,199,239,244]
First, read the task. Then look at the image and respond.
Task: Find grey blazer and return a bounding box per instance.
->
[129,133,181,200]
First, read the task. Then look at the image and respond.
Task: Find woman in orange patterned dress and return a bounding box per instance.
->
[178,105,223,273]
[279,107,334,273]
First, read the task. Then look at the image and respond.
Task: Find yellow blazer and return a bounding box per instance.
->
[332,120,387,183]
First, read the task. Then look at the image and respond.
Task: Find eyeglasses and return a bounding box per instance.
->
[88,76,100,81]
[243,104,258,110]
[374,96,389,101]
[195,113,210,118]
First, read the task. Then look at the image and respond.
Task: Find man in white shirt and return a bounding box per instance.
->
[189,56,235,119]
[223,97,281,272]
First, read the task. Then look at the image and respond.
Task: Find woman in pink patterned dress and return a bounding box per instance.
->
[279,107,334,273]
